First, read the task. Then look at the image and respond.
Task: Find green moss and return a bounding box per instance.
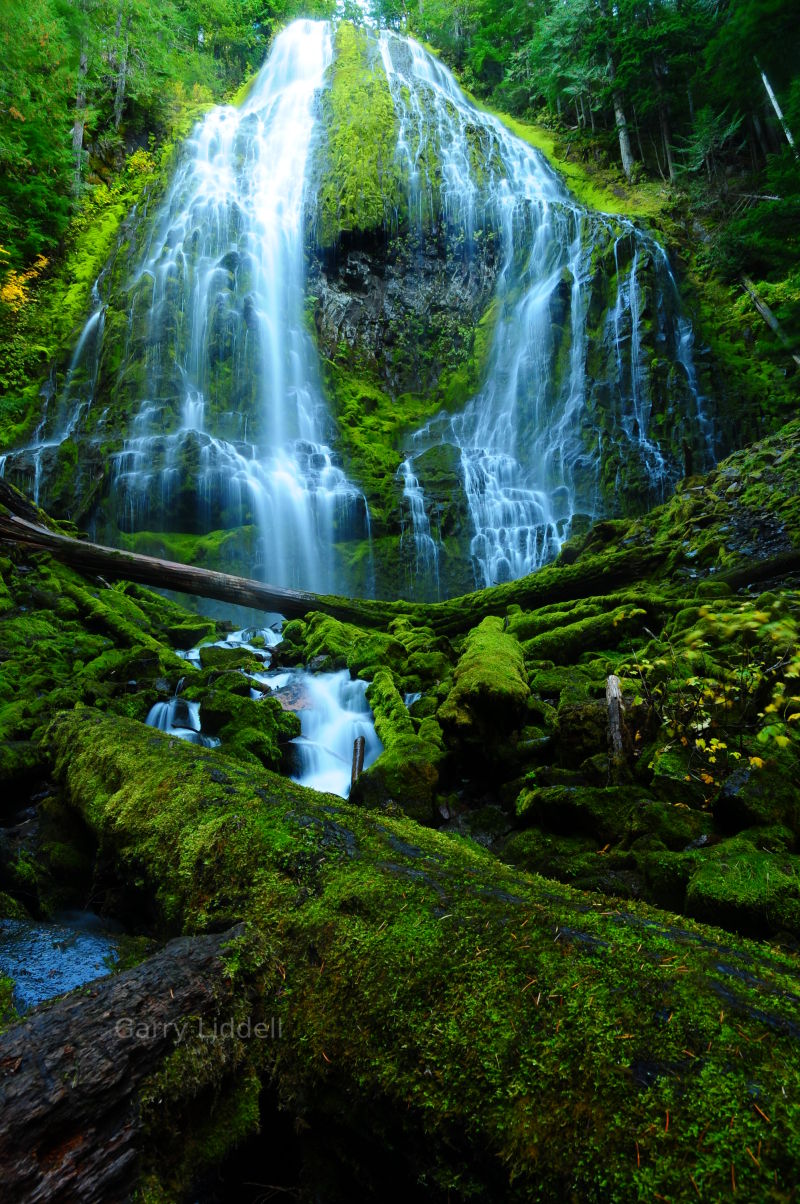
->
[315,23,404,248]
[48,708,800,1201]
[0,547,226,790]
[0,891,29,921]
[353,668,443,822]
[515,783,643,842]
[521,603,648,663]
[118,526,261,574]
[199,687,299,770]
[0,975,19,1034]
[302,610,407,677]
[320,302,496,537]
[477,103,666,221]
[438,615,529,736]
[686,833,800,938]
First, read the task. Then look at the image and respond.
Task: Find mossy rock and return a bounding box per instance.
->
[303,612,406,678]
[353,669,443,823]
[554,700,608,764]
[438,616,529,744]
[314,23,404,248]
[197,645,264,672]
[194,689,299,771]
[685,833,800,938]
[714,762,800,833]
[521,605,648,663]
[631,801,713,851]
[515,783,647,842]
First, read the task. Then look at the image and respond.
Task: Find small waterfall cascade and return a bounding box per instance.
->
[0,278,106,504]
[145,680,220,747]
[398,457,440,600]
[152,625,382,799]
[379,31,715,588]
[281,669,382,797]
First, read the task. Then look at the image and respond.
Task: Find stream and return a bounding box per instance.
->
[150,623,383,799]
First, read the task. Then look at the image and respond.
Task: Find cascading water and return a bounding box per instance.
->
[0,278,106,505]
[0,21,370,593]
[379,31,715,588]
[109,18,371,592]
[398,457,441,599]
[146,682,220,747]
[152,626,383,799]
[1,18,716,603]
[274,669,383,797]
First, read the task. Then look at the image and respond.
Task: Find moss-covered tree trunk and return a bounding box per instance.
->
[5,708,797,1201]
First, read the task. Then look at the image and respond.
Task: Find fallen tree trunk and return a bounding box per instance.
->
[741,276,800,368]
[0,509,399,627]
[0,503,664,635]
[0,926,255,1204]
[13,707,798,1201]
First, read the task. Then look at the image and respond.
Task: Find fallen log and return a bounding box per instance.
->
[0,504,664,635]
[0,508,400,628]
[0,926,256,1204]
[742,275,800,368]
[18,707,799,1201]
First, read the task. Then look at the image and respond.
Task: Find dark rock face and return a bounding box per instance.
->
[309,226,500,397]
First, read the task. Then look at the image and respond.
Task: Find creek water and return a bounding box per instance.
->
[0,912,122,1011]
[148,626,383,799]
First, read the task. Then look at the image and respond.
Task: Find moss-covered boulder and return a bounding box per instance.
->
[0,547,217,796]
[301,611,407,677]
[352,669,443,823]
[198,688,299,771]
[438,616,529,744]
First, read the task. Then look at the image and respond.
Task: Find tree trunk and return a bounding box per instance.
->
[0,927,254,1204]
[755,57,798,156]
[658,103,676,182]
[607,55,635,180]
[113,10,131,130]
[741,276,800,366]
[15,706,799,1201]
[72,43,89,194]
[0,479,666,634]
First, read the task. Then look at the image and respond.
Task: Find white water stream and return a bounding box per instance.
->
[147,625,382,799]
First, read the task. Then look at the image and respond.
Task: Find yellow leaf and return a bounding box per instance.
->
[749,756,765,769]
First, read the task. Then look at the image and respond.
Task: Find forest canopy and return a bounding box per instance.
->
[0,0,335,267]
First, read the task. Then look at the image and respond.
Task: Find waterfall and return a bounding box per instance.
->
[379,30,714,589]
[398,457,440,600]
[0,278,106,505]
[1,20,370,593]
[109,18,371,592]
[1,18,716,600]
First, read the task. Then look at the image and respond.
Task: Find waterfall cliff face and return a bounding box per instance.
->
[1,19,717,601]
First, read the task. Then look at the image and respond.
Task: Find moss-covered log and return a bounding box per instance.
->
[32,708,800,1201]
